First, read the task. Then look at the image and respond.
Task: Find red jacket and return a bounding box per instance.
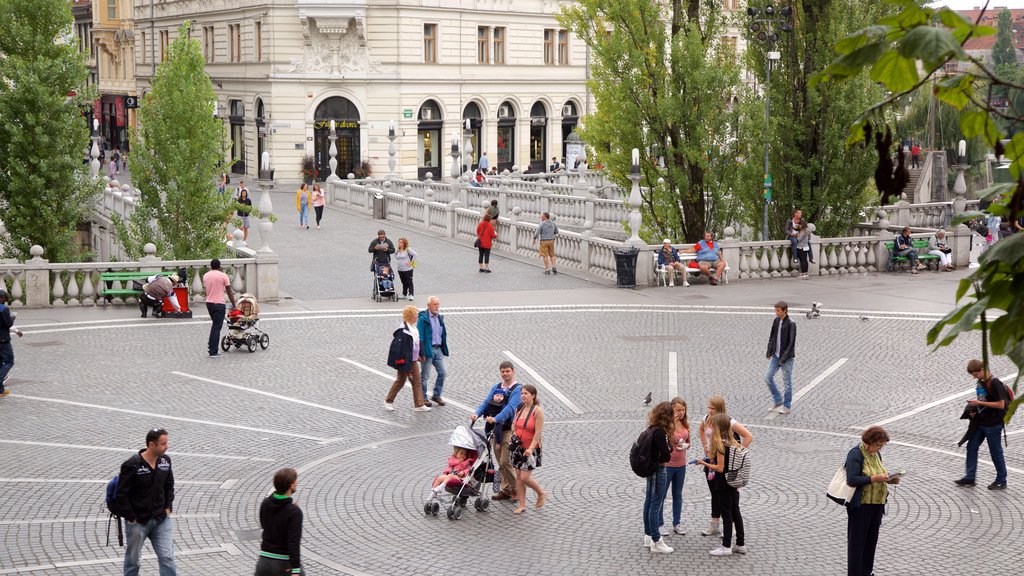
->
[443,456,475,477]
[476,220,497,249]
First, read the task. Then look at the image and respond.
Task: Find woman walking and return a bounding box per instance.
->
[845,426,900,576]
[255,468,304,576]
[394,238,417,301]
[698,395,753,537]
[642,401,675,553]
[295,183,311,229]
[510,384,547,514]
[476,213,497,273]
[384,306,429,412]
[661,397,690,536]
[696,413,746,557]
[236,188,253,241]
[312,183,325,229]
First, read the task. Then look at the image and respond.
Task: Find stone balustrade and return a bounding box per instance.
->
[861,198,981,231]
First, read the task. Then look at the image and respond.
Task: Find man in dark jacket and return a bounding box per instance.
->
[765,301,797,414]
[0,289,24,398]
[114,428,176,576]
[368,229,395,266]
[256,468,304,575]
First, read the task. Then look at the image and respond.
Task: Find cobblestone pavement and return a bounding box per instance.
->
[1,204,1021,575]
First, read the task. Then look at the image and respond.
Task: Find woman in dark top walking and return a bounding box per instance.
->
[256,468,304,575]
[237,188,253,241]
[643,401,675,553]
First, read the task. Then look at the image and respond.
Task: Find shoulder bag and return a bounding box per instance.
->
[826,465,856,505]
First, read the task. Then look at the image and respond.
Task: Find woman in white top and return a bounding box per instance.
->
[393,238,418,301]
[927,230,953,271]
[698,395,753,537]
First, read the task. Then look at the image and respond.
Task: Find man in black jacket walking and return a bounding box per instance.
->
[114,428,177,576]
[0,288,24,398]
[256,468,305,575]
[765,301,797,414]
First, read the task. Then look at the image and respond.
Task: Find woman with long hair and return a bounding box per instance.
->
[295,183,311,229]
[236,188,253,241]
[698,395,753,537]
[476,213,497,273]
[312,183,325,229]
[393,237,417,301]
[642,401,675,553]
[510,384,546,514]
[660,397,690,535]
[696,413,746,557]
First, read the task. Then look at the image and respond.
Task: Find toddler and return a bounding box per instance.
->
[431,447,476,495]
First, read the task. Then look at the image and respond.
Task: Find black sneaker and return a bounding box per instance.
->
[422,400,433,407]
[988,482,1007,490]
[954,478,976,487]
[552,268,558,275]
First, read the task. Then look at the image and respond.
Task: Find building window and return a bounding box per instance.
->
[558,29,569,65]
[543,29,555,65]
[229,100,246,174]
[160,30,169,62]
[721,36,737,61]
[107,0,117,20]
[203,26,215,63]
[493,27,506,65]
[478,27,490,64]
[140,31,146,64]
[424,23,437,63]
[255,22,263,62]
[229,24,241,63]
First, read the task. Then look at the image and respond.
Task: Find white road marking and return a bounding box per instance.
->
[859,372,1018,429]
[219,478,239,490]
[0,478,221,486]
[503,350,584,415]
[0,546,233,573]
[172,371,404,427]
[0,439,273,461]
[302,550,378,576]
[336,357,475,413]
[767,358,850,420]
[668,352,678,399]
[11,394,327,441]
[0,513,219,526]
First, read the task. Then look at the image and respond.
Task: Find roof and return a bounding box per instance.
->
[957,7,1024,51]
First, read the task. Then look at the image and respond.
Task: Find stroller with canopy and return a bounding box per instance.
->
[221,293,270,353]
[423,424,496,520]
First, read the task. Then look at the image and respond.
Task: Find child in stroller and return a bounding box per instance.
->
[221,293,270,352]
[424,425,494,520]
[371,261,398,302]
[430,447,476,496]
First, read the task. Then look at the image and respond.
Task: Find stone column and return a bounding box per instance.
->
[721,227,741,284]
[24,245,50,308]
[257,179,275,253]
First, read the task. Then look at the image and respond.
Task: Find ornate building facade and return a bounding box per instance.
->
[131,0,594,183]
[92,0,138,151]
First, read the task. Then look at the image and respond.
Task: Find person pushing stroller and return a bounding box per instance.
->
[368,229,395,271]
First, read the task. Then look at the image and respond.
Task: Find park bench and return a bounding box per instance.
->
[885,240,939,272]
[654,252,730,287]
[99,270,177,299]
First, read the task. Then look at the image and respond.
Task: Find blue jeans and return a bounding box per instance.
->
[661,464,687,528]
[420,346,447,399]
[642,467,668,542]
[123,516,176,576]
[299,202,309,226]
[0,341,14,392]
[765,355,794,408]
[964,423,1007,484]
[206,303,226,355]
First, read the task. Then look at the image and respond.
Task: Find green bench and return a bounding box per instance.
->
[885,240,939,272]
[99,270,176,299]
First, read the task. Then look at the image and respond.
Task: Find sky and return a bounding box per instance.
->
[929,1,1024,9]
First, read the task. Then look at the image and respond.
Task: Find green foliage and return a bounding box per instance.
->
[558,0,743,242]
[991,9,1016,68]
[0,0,99,262]
[116,21,230,260]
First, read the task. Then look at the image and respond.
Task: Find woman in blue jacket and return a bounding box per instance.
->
[844,426,901,576]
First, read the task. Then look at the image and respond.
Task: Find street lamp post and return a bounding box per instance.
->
[463,119,474,178]
[450,133,461,181]
[747,4,794,241]
[90,118,101,179]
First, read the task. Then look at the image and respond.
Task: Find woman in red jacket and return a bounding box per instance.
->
[476,213,497,273]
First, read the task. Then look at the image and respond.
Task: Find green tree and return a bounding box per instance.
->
[559,0,744,242]
[991,9,1016,68]
[116,21,229,260]
[0,0,98,262]
[814,1,1023,418]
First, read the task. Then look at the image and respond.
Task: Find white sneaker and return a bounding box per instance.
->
[673,525,686,535]
[732,545,747,554]
[413,405,432,412]
[701,521,721,536]
[408,295,414,301]
[643,535,653,549]
[659,526,671,536]
[777,407,791,414]
[709,546,733,556]
[651,539,674,553]
[384,402,395,411]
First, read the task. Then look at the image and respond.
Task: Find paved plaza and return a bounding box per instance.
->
[1,200,1020,575]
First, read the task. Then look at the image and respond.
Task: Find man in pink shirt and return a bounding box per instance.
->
[202,259,236,357]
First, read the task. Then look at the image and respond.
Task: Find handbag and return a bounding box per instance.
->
[826,465,856,505]
[474,238,480,248]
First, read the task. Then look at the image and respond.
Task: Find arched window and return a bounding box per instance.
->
[560,100,579,162]
[417,99,443,179]
[529,102,548,173]
[462,102,483,171]
[313,96,361,180]
[496,100,517,173]
[229,100,246,174]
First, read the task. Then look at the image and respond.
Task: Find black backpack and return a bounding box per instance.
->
[629,427,658,478]
[105,474,124,546]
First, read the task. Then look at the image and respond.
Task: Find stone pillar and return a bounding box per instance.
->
[895,199,910,228]
[948,225,972,269]
[721,227,741,284]
[254,250,280,302]
[808,223,820,275]
[139,243,163,275]
[874,209,892,267]
[24,245,50,308]
[257,179,275,253]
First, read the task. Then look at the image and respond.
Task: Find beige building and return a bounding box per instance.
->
[130,0,598,184]
[92,0,138,150]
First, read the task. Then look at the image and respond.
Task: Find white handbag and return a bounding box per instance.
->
[826,465,856,505]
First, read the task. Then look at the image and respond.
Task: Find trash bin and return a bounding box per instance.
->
[613,247,639,288]
[372,193,385,219]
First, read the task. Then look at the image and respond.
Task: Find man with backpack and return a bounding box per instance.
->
[955,359,1010,490]
[113,428,177,575]
[471,361,522,502]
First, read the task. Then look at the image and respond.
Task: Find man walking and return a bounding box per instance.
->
[471,361,522,501]
[0,289,24,398]
[418,296,449,407]
[114,428,177,576]
[478,151,489,173]
[533,212,559,274]
[765,301,796,414]
[203,259,236,358]
[956,359,1009,490]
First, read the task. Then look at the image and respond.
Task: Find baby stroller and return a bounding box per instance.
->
[424,424,496,521]
[220,293,270,353]
[371,261,399,302]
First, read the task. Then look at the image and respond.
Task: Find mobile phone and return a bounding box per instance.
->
[890,469,907,479]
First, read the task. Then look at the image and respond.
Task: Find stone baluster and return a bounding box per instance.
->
[257,179,275,254]
[827,243,839,273]
[738,246,750,279]
[66,271,80,306]
[758,248,770,278]
[746,247,760,278]
[232,266,245,293]
[191,265,204,303]
[81,270,96,306]
[768,246,781,278]
[855,241,867,274]
[837,242,849,273]
[51,270,66,307]
[865,241,878,272]
[10,270,25,307]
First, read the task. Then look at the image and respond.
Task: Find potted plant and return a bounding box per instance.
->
[299,154,319,184]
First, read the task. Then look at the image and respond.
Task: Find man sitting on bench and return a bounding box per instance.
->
[657,239,686,287]
[687,231,727,286]
[140,273,181,318]
[894,226,922,274]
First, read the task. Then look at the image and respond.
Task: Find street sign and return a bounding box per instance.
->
[125,95,139,109]
[764,174,772,187]
[403,108,413,119]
